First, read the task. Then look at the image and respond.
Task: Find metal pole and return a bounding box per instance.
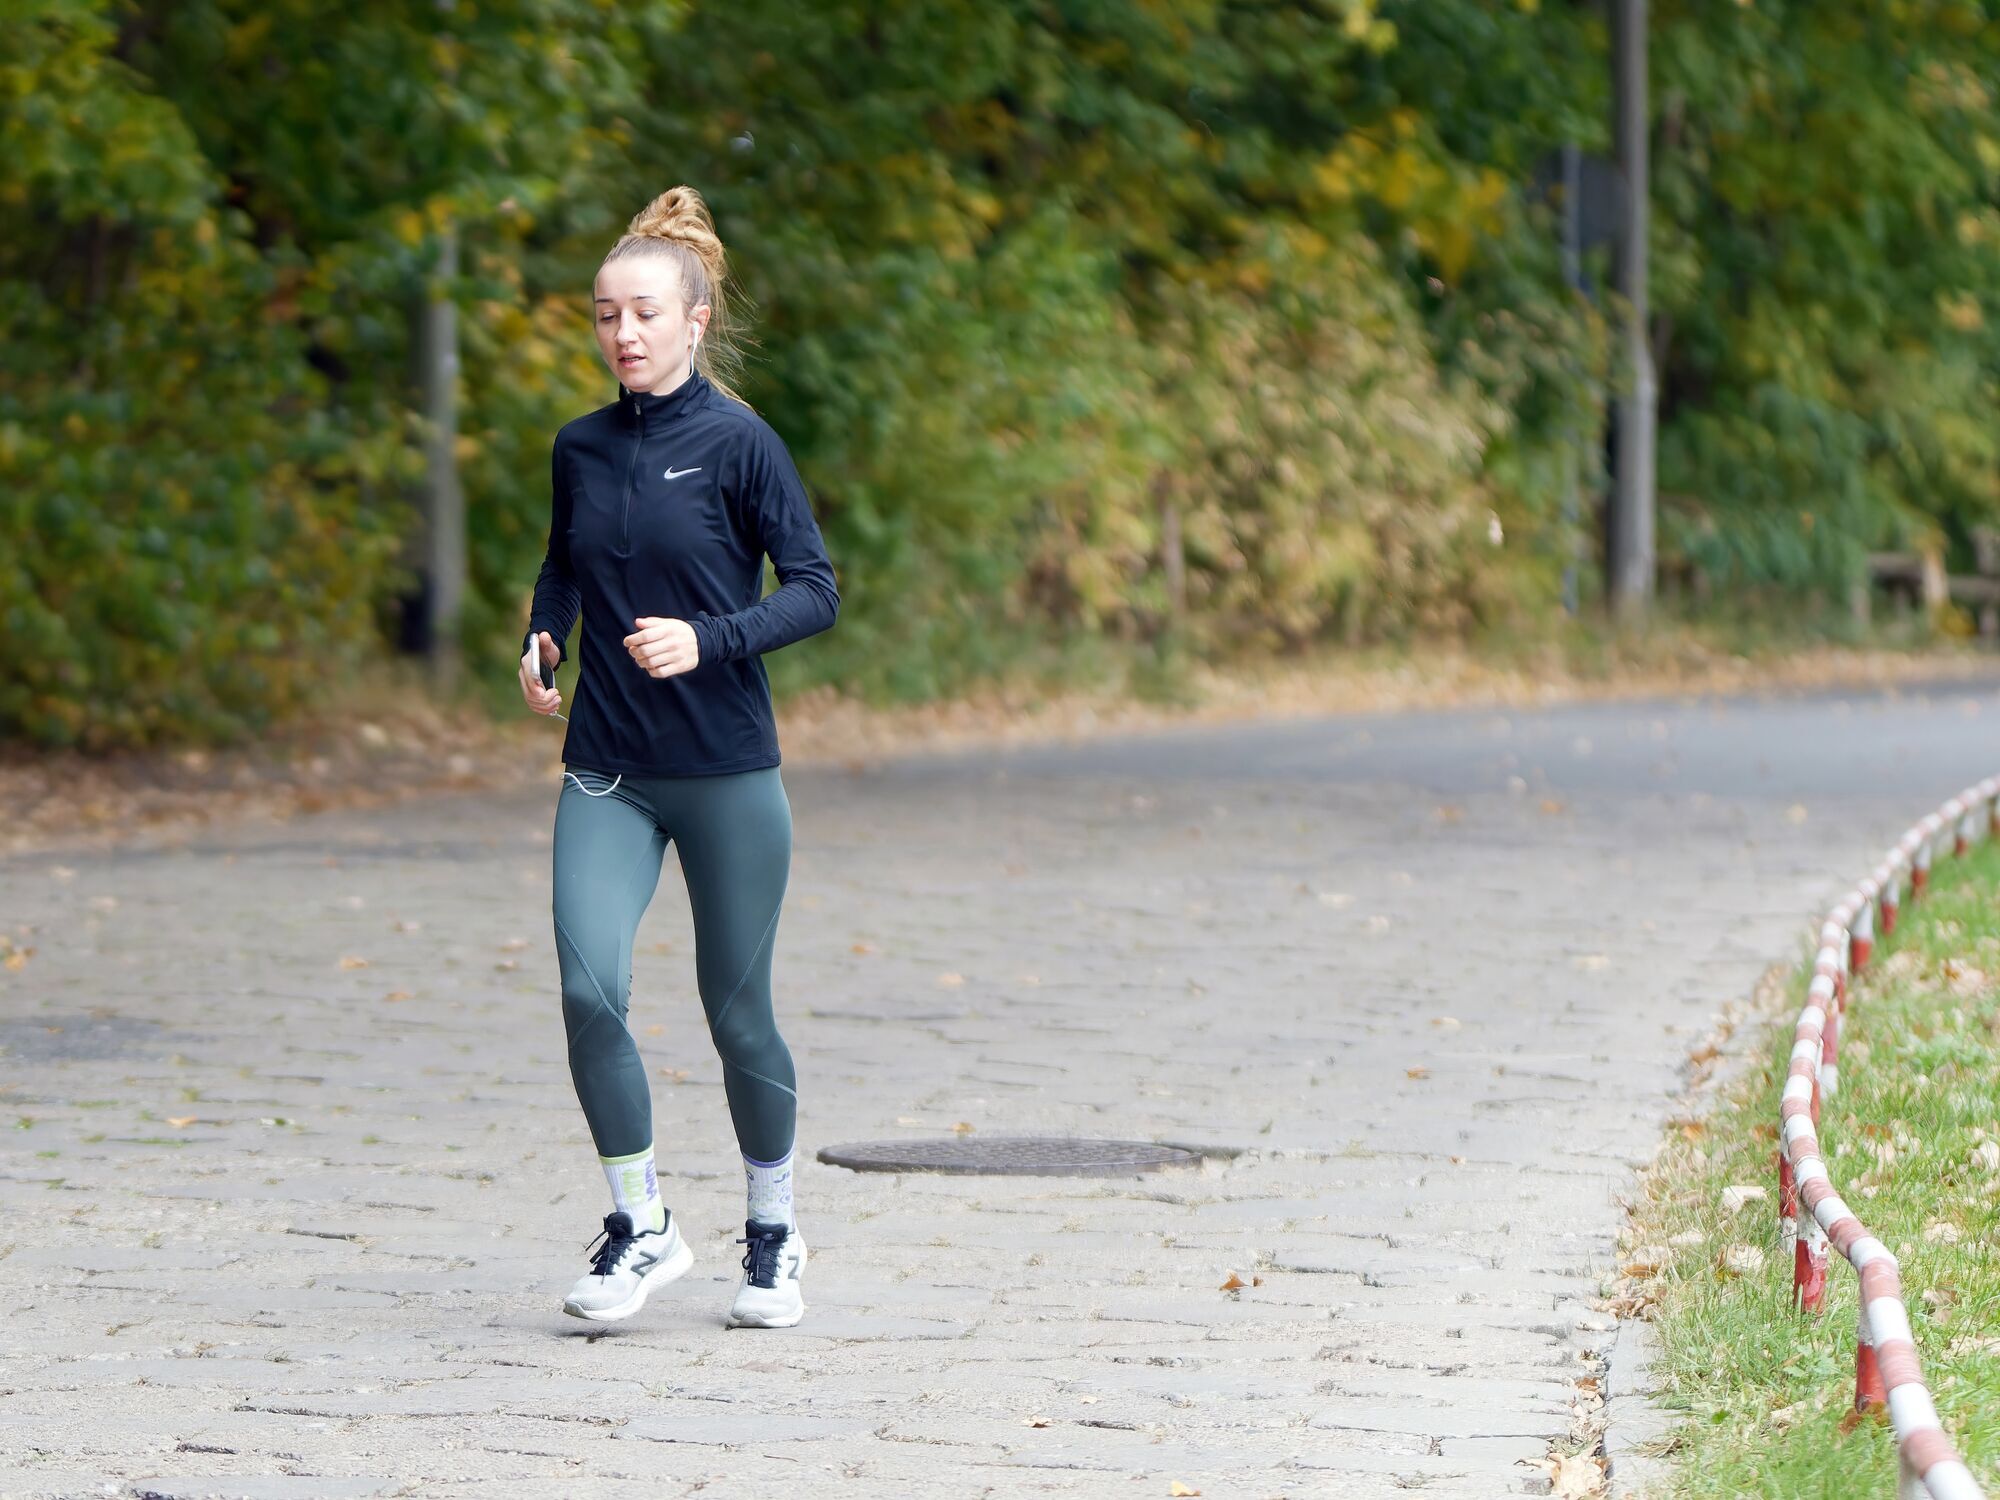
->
[1560,142,1583,617]
[1609,0,1656,621]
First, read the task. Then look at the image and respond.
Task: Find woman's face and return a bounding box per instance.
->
[593,254,710,394]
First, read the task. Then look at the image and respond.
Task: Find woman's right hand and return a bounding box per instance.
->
[520,630,563,716]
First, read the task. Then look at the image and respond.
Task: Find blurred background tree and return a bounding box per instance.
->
[3,0,1995,749]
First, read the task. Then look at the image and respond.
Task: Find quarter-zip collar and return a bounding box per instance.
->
[619,368,710,427]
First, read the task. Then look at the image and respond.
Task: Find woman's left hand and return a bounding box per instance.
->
[624,616,701,679]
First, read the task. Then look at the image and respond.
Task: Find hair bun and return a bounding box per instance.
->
[628,186,713,246]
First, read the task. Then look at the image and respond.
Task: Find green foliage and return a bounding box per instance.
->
[6,0,1998,747]
[1652,0,2000,585]
[0,0,399,747]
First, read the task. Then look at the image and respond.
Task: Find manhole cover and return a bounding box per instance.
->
[817,1135,1200,1177]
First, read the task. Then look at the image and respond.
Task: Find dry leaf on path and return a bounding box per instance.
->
[1545,1451,1603,1498]
[165,1116,198,1128]
[936,971,966,987]
[1169,1485,1202,1499]
[952,1121,975,1134]
[851,942,877,954]
[383,990,414,1002]
[1219,1273,1246,1291]
[338,955,370,970]
[1406,1066,1430,1080]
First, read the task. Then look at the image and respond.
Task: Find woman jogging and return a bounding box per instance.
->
[517,185,838,1330]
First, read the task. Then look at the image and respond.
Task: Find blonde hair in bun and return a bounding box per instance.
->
[603,185,751,403]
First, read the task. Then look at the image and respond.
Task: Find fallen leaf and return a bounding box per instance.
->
[1434,804,1465,824]
[165,1116,198,1128]
[850,941,877,954]
[1169,1485,1201,1499]
[1622,1245,1670,1277]
[657,1068,689,1083]
[1022,1416,1050,1428]
[1539,798,1567,816]
[1406,1066,1430,1080]
[1220,1272,1246,1291]
[1547,1451,1602,1499]
[338,956,370,970]
[383,990,414,1002]
[393,920,423,933]
[1251,1275,1263,1286]
[1717,1244,1764,1277]
[937,971,966,987]
[953,1121,975,1134]
[3,951,25,973]
[1430,1016,1462,1031]
[644,1024,665,1037]
[1574,953,1610,972]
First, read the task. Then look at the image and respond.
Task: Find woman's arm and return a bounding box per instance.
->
[686,420,839,666]
[526,437,582,664]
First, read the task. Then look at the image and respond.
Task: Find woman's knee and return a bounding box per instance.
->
[707,999,785,1064]
[556,932,628,1045]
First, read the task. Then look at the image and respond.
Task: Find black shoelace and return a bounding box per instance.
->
[583,1212,638,1278]
[736,1220,788,1289]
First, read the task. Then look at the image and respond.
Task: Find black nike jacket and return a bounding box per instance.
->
[526,371,839,777]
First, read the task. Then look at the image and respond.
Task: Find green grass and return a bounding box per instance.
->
[1625,841,2000,1496]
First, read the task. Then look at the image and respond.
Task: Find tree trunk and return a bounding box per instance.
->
[417,224,465,690]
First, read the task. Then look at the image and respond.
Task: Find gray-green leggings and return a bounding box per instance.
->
[551,764,796,1164]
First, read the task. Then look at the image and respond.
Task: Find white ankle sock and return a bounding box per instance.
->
[600,1146,667,1233]
[744,1147,796,1228]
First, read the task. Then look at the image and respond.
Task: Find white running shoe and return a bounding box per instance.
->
[726,1218,806,1328]
[562,1209,693,1322]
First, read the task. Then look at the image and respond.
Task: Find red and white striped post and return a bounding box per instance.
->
[1855,1299,1887,1415]
[1851,881,1877,975]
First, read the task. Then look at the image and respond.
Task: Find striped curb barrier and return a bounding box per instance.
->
[1780,776,1995,1500]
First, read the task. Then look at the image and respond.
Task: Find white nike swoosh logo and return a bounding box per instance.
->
[663,466,702,481]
